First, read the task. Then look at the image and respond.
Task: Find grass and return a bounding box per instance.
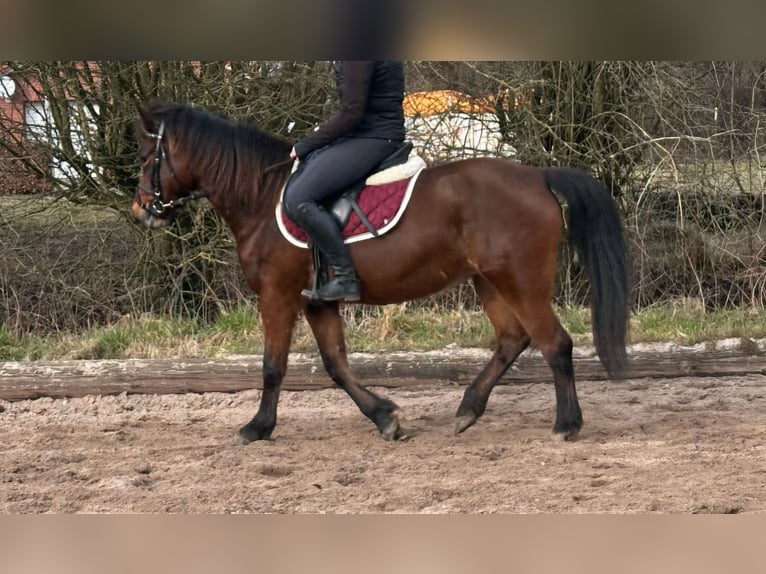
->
[2,300,766,362]
[629,300,766,344]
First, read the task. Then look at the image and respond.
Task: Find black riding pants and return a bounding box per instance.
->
[283,136,401,216]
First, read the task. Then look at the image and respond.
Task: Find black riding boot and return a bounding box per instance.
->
[293,202,361,302]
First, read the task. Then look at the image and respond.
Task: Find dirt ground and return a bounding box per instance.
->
[1,372,765,513]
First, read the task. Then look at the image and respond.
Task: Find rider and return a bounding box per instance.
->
[283,61,406,302]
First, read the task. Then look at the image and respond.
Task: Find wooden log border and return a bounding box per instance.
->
[1,338,765,402]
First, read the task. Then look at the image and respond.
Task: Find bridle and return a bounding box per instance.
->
[135,120,204,218]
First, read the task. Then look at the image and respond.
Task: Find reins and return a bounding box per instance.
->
[263,157,294,175]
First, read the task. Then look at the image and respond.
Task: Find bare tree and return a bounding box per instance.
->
[2,61,765,335]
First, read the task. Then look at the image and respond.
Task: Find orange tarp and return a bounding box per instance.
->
[403,90,496,118]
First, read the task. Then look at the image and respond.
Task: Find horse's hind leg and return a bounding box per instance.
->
[304,301,404,440]
[481,272,582,440]
[511,297,582,440]
[455,276,531,434]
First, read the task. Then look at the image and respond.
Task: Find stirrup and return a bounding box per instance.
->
[301,287,319,299]
[302,279,360,302]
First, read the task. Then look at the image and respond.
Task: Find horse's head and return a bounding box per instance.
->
[131,104,201,229]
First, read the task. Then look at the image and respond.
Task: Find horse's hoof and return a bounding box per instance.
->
[454,414,477,435]
[380,415,403,441]
[552,427,580,442]
[238,423,272,443]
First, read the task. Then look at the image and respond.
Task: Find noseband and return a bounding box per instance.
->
[135,120,203,218]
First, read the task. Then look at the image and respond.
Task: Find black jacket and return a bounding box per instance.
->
[293,61,405,159]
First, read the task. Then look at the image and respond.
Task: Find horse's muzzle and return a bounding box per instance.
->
[131,198,169,229]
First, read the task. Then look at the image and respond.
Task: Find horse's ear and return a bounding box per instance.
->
[135,102,155,134]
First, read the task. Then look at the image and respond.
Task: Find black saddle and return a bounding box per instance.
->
[324,141,413,230]
[287,141,414,299]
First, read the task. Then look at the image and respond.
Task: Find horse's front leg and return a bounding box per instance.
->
[239,297,299,443]
[305,301,404,440]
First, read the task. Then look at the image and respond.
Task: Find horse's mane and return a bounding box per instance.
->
[141,101,293,210]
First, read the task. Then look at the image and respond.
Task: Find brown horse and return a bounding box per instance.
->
[132,101,630,443]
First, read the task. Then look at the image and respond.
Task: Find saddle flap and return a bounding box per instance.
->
[330,194,358,226]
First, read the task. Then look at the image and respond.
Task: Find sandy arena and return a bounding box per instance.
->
[2,369,765,513]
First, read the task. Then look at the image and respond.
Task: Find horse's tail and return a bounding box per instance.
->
[544,167,630,379]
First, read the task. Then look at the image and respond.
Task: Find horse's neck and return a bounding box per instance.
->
[204,167,288,241]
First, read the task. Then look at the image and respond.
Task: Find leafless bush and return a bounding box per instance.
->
[1,61,765,336]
